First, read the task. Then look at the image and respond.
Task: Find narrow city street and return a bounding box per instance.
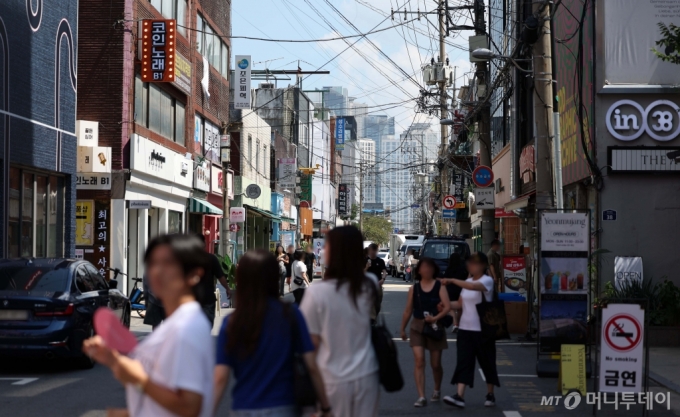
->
[1,276,678,417]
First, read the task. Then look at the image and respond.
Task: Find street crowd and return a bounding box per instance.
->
[83,226,502,417]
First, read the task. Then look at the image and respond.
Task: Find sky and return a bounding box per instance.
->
[231,0,475,138]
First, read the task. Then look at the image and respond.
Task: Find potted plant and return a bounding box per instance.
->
[217,254,237,308]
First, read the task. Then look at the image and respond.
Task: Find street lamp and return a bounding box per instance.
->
[471,48,533,73]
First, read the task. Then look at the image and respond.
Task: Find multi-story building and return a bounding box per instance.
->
[311,119,334,234]
[76,0,231,291]
[324,86,349,117]
[364,115,395,204]
[0,1,79,259]
[358,139,377,204]
[381,124,438,232]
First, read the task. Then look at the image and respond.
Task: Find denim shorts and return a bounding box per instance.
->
[231,406,298,417]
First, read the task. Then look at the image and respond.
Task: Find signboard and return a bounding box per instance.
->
[140,20,175,82]
[173,52,192,94]
[76,120,99,147]
[278,158,297,189]
[472,166,494,188]
[539,212,590,353]
[229,224,240,232]
[282,231,295,249]
[602,209,617,221]
[77,146,112,173]
[76,174,111,190]
[495,208,516,218]
[75,200,94,246]
[609,146,680,172]
[335,117,345,149]
[90,201,111,277]
[599,304,645,393]
[193,162,210,192]
[211,165,223,195]
[503,256,526,295]
[245,184,261,199]
[442,209,457,221]
[603,0,680,86]
[519,144,535,183]
[606,100,680,142]
[194,116,203,154]
[560,344,586,396]
[300,173,312,205]
[442,195,457,209]
[338,183,349,215]
[204,120,220,163]
[230,207,246,223]
[234,55,252,109]
[452,170,467,204]
[313,238,324,258]
[614,256,643,290]
[474,188,495,208]
[128,200,152,210]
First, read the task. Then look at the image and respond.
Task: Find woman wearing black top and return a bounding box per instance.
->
[442,253,468,332]
[399,257,451,408]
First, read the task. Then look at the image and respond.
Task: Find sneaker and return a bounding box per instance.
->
[451,325,458,333]
[443,394,465,408]
[414,397,427,407]
[431,391,441,402]
[485,393,496,407]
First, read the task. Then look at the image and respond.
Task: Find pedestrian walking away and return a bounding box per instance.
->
[486,239,502,292]
[304,245,318,282]
[366,243,387,315]
[196,234,230,329]
[142,273,165,330]
[403,249,415,282]
[399,257,451,407]
[275,245,289,297]
[442,253,468,333]
[299,226,380,417]
[212,249,332,417]
[441,251,500,409]
[83,234,215,417]
[291,249,310,305]
[285,245,295,293]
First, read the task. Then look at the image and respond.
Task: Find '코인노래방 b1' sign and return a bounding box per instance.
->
[141,20,175,83]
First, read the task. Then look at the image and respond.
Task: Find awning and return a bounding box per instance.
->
[244,204,281,221]
[504,192,535,212]
[189,198,223,215]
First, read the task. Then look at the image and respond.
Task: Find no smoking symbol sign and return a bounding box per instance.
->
[604,314,642,352]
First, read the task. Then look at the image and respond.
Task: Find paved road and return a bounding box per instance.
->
[1,275,679,416]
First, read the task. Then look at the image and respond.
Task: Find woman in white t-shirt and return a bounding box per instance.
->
[300,226,380,417]
[291,249,310,305]
[84,234,215,417]
[440,251,500,410]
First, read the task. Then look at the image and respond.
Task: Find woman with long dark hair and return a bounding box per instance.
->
[84,234,215,417]
[442,252,500,409]
[212,249,331,417]
[399,257,451,407]
[275,245,288,296]
[299,226,380,417]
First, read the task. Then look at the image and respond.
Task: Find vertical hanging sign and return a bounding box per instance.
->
[234,55,252,109]
[140,19,176,82]
[335,117,345,150]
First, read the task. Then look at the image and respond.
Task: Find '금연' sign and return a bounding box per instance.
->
[141,19,175,82]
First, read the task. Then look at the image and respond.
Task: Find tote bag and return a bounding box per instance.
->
[475,290,510,343]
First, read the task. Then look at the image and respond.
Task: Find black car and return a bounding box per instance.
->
[0,258,131,368]
[420,236,471,276]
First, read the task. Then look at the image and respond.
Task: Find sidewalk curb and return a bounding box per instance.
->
[649,371,680,396]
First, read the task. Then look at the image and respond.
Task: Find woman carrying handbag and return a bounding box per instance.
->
[212,249,332,417]
[441,252,500,409]
[399,257,451,407]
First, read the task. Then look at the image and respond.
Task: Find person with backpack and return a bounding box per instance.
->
[299,226,380,417]
[212,249,332,417]
[441,252,500,409]
[399,257,451,407]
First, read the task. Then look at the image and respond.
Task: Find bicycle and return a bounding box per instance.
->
[108,268,146,318]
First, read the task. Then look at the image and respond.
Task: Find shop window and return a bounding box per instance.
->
[196,14,229,78]
[135,75,186,144]
[149,0,187,35]
[7,168,64,259]
[168,210,182,234]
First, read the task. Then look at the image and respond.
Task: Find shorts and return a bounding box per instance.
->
[409,318,448,351]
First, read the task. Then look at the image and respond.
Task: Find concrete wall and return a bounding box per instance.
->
[596,94,680,285]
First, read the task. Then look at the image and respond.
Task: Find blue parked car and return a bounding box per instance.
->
[0,258,131,368]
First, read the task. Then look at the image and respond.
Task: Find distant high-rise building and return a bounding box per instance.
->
[381,124,439,232]
[324,86,349,117]
[358,139,377,204]
[364,115,395,204]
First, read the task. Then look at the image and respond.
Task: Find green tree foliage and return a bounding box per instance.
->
[652,22,680,65]
[349,204,358,221]
[362,216,392,246]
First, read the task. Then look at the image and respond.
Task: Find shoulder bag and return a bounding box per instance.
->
[475,288,510,343]
[286,304,317,407]
[416,283,446,341]
[370,281,404,392]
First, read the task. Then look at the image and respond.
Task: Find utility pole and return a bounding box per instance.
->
[534,1,555,210]
[439,0,447,150]
[474,0,494,252]
[358,162,364,232]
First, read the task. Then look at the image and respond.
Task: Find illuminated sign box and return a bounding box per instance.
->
[140,19,176,83]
